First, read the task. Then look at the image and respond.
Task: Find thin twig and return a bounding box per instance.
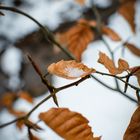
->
[0,6,75,60]
[0,116,25,129]
[95,71,140,91]
[27,55,59,107]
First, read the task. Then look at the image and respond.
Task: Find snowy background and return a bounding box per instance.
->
[0,0,140,140]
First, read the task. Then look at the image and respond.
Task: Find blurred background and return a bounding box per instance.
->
[0,0,140,140]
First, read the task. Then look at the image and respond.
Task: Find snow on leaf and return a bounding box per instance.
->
[56,19,94,61]
[47,60,95,79]
[101,26,122,41]
[39,108,101,140]
[124,43,140,57]
[123,106,140,140]
[118,0,136,32]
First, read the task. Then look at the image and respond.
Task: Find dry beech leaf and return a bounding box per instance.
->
[117,59,129,74]
[39,108,101,140]
[0,92,17,108]
[123,106,140,140]
[124,43,140,57]
[47,60,95,79]
[98,52,129,75]
[118,0,136,32]
[18,91,34,103]
[98,52,116,74]
[129,66,140,86]
[101,26,122,41]
[56,19,94,61]
[75,0,85,5]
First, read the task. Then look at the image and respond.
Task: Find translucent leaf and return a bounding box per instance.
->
[123,106,140,140]
[124,43,140,57]
[102,26,122,41]
[39,108,101,140]
[47,60,95,79]
[118,0,136,32]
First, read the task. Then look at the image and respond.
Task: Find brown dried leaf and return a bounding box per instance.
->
[18,91,34,103]
[56,19,94,61]
[118,0,136,32]
[0,92,17,108]
[47,60,95,79]
[124,43,140,57]
[101,26,122,41]
[98,52,117,74]
[98,52,129,75]
[75,0,85,5]
[129,66,140,86]
[123,106,140,140]
[39,108,100,140]
[117,59,129,74]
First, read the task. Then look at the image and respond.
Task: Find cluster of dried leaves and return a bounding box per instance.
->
[56,0,140,61]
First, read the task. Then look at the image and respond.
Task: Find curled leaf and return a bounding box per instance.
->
[47,60,95,79]
[98,52,129,75]
[124,43,140,57]
[118,0,136,32]
[102,26,122,41]
[56,19,94,61]
[39,108,100,140]
[98,52,116,74]
[123,106,140,140]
